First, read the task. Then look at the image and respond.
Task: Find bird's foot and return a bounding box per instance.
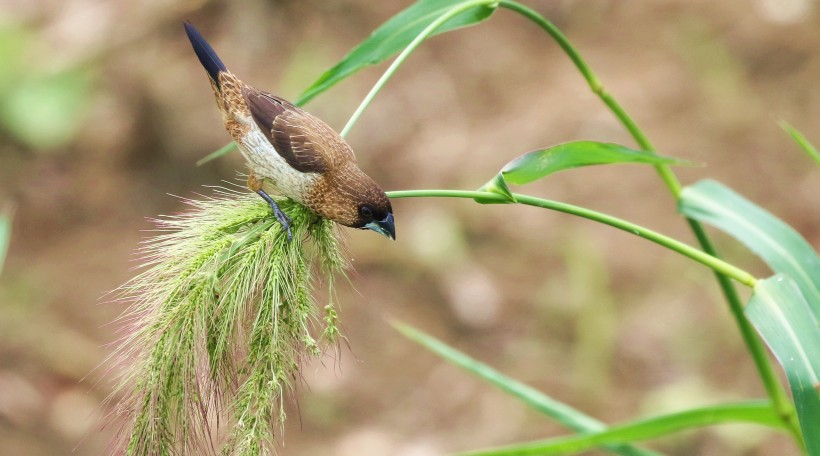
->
[255,189,293,241]
[272,204,294,241]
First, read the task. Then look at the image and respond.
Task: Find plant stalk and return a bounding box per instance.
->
[496,0,802,445]
[388,189,756,288]
[340,0,496,138]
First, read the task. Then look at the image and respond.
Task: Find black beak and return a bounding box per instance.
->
[364,212,395,240]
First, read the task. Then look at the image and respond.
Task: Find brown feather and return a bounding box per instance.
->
[243,88,355,174]
[304,163,391,227]
[216,73,252,139]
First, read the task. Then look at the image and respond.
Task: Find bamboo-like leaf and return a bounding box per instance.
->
[746,275,820,456]
[0,209,10,276]
[679,179,820,315]
[500,141,687,186]
[394,322,661,456]
[195,141,237,166]
[297,0,497,106]
[459,401,784,456]
[781,121,820,165]
[198,0,497,165]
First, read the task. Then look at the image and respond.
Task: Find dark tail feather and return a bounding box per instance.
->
[184,21,227,90]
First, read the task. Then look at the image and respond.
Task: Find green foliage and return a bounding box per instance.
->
[781,121,820,165]
[397,324,788,456]
[196,141,237,166]
[680,179,820,452]
[458,401,785,456]
[113,191,346,455]
[296,0,497,106]
[395,322,660,456]
[680,179,820,311]
[198,0,498,165]
[323,0,816,454]
[476,142,686,204]
[747,276,820,455]
[476,174,516,203]
[391,189,757,287]
[498,141,687,186]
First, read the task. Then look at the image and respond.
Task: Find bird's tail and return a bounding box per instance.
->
[184,22,227,90]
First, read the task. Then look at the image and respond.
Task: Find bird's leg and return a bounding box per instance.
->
[247,173,293,241]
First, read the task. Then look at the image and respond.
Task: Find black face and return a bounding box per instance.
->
[358,204,386,225]
[357,202,395,240]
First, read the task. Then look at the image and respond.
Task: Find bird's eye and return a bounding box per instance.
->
[359,205,373,219]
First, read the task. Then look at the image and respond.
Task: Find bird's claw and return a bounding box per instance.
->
[272,204,293,241]
[255,188,293,241]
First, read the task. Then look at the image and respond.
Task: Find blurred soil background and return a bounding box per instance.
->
[1,0,818,454]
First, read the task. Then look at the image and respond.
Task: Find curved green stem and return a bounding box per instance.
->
[497,0,801,445]
[497,0,679,195]
[340,0,495,138]
[388,189,756,288]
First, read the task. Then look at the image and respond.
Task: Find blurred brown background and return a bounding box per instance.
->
[1,0,818,454]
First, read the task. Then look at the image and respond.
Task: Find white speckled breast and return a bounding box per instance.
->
[234,115,320,203]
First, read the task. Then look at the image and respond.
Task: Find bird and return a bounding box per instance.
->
[184,22,394,240]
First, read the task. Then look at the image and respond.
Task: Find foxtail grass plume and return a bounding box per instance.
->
[108,189,347,455]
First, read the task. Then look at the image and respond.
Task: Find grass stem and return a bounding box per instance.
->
[340,0,495,138]
[387,189,756,288]
[496,1,802,444]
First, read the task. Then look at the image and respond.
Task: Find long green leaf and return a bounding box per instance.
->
[394,322,661,456]
[679,179,820,315]
[198,0,497,165]
[747,275,820,455]
[459,401,784,456]
[0,209,10,276]
[781,121,820,165]
[500,141,688,186]
[297,0,497,106]
[195,141,237,167]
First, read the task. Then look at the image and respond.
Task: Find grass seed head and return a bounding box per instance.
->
[109,190,347,455]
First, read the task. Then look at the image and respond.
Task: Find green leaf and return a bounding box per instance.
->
[394,322,661,456]
[196,141,237,166]
[501,141,688,186]
[476,173,516,204]
[780,121,820,165]
[679,179,820,316]
[459,401,784,456]
[198,0,497,165]
[747,275,820,456]
[0,209,10,276]
[296,0,497,106]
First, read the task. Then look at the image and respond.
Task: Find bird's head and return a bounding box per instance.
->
[355,200,395,240]
[308,167,395,240]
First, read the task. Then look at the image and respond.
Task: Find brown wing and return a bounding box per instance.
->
[243,88,352,173]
